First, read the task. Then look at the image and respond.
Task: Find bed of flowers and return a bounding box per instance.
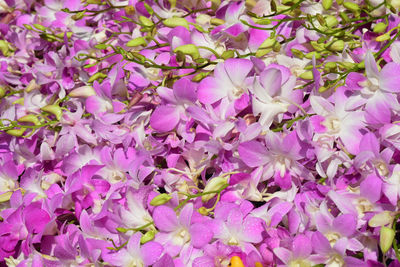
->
[3,0,400,266]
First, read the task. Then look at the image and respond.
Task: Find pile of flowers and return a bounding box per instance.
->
[2,0,400,266]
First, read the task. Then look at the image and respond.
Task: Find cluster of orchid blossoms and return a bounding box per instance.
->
[3,0,400,266]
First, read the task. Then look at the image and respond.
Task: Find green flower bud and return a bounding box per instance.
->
[369,211,394,227]
[0,191,12,203]
[41,105,62,120]
[116,227,128,233]
[343,2,360,12]
[305,51,321,59]
[0,87,5,98]
[140,230,156,244]
[94,44,108,50]
[87,72,107,83]
[324,62,337,71]
[256,37,276,57]
[221,50,235,59]
[291,48,304,58]
[210,18,225,26]
[139,16,154,27]
[143,3,154,14]
[12,98,24,105]
[253,18,271,25]
[71,10,86,20]
[380,226,395,254]
[318,86,329,93]
[18,114,40,125]
[69,86,96,98]
[325,40,344,52]
[316,14,326,26]
[299,71,314,80]
[24,24,33,30]
[33,24,46,31]
[150,193,172,206]
[373,22,388,33]
[6,128,26,137]
[0,40,10,56]
[376,33,390,42]
[192,72,209,82]
[202,176,228,202]
[325,15,339,28]
[322,0,333,10]
[198,207,209,216]
[310,41,325,52]
[126,37,147,47]
[163,17,190,30]
[86,0,102,4]
[339,12,350,24]
[174,44,200,60]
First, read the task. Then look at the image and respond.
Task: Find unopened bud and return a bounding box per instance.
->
[87,72,107,83]
[343,2,360,12]
[305,51,321,59]
[6,128,26,137]
[33,24,46,31]
[139,16,154,27]
[221,50,235,59]
[299,71,314,80]
[322,0,333,10]
[126,37,147,47]
[72,10,86,20]
[380,226,395,254]
[376,33,390,42]
[324,62,337,71]
[41,105,62,120]
[325,15,339,28]
[163,17,189,30]
[140,230,156,244]
[210,18,225,26]
[325,40,344,52]
[198,207,209,215]
[192,72,209,82]
[150,193,172,206]
[256,37,276,57]
[0,191,12,203]
[373,22,388,33]
[116,227,128,233]
[369,211,394,227]
[0,87,5,98]
[125,5,135,15]
[18,114,40,125]
[0,40,10,56]
[174,44,200,60]
[202,176,228,202]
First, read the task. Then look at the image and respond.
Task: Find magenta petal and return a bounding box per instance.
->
[292,234,311,258]
[173,78,197,102]
[190,223,213,248]
[238,141,269,167]
[150,105,180,132]
[312,231,332,254]
[360,175,381,202]
[141,241,163,266]
[25,208,51,233]
[333,214,357,237]
[379,62,400,92]
[153,206,178,232]
[198,77,226,104]
[224,58,253,87]
[178,203,193,228]
[260,68,282,96]
[242,216,263,243]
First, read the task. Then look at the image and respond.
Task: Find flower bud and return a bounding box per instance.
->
[126,37,147,47]
[380,226,395,254]
[139,16,154,27]
[376,33,390,42]
[324,62,337,71]
[0,40,10,57]
[373,22,388,33]
[325,40,344,52]
[6,128,26,137]
[86,0,102,4]
[0,191,12,203]
[221,50,235,59]
[150,193,172,206]
[12,98,24,105]
[192,72,209,82]
[125,5,135,15]
[198,207,209,215]
[305,51,321,59]
[87,72,107,83]
[71,10,86,20]
[202,176,228,202]
[325,15,339,28]
[174,44,200,60]
[163,17,189,30]
[18,114,40,125]
[256,37,276,57]
[291,48,304,58]
[299,71,314,80]
[343,2,360,12]
[41,105,62,120]
[210,18,225,26]
[69,86,96,98]
[33,24,46,31]
[310,41,325,52]
[24,24,33,30]
[140,230,156,244]
[318,86,329,93]
[230,256,245,267]
[0,86,5,98]
[116,227,128,233]
[369,211,394,227]
[322,0,333,10]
